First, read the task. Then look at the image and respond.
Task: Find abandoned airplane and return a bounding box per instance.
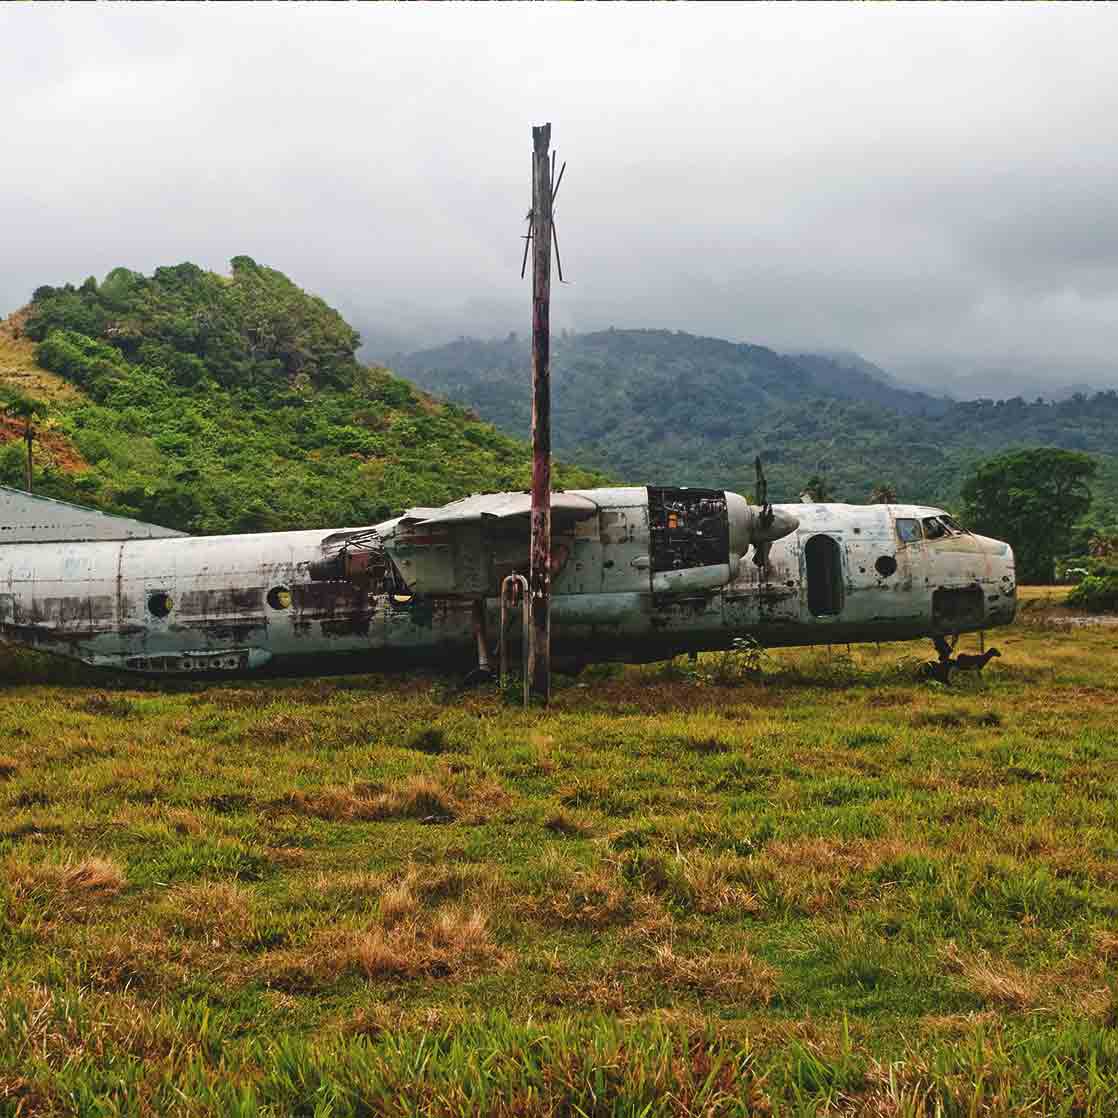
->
[0,478,1016,678]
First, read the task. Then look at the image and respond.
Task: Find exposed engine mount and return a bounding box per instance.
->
[648,488,729,571]
[309,529,409,595]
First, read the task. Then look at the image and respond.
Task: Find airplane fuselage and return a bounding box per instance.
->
[0,487,1016,677]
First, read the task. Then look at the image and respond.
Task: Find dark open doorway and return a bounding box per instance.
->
[805,534,844,617]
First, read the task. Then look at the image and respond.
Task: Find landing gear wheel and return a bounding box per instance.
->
[460,667,496,690]
[925,634,958,685]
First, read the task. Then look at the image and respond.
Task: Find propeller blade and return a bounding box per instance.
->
[755,455,774,530]
[754,456,767,507]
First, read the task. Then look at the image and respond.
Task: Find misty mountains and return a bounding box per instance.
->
[395,329,1118,516]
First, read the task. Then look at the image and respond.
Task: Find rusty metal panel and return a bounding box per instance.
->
[178,587,265,617]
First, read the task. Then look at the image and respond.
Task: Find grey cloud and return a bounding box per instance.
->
[3,3,1118,395]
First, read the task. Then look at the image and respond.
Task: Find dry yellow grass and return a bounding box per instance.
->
[379,875,421,927]
[6,855,127,900]
[63,858,127,893]
[348,928,415,977]
[674,852,762,916]
[264,905,505,988]
[288,774,456,822]
[287,771,510,827]
[645,943,777,1004]
[0,310,82,403]
[1093,930,1118,963]
[430,906,491,955]
[526,863,656,930]
[940,945,1047,1011]
[162,881,259,948]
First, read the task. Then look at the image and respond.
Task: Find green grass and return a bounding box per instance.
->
[2,605,1118,1115]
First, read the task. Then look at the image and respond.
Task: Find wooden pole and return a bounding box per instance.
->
[529,122,553,703]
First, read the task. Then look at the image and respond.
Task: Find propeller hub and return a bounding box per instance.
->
[754,506,799,543]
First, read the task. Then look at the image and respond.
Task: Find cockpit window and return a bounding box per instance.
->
[895,518,922,544]
[923,515,965,540]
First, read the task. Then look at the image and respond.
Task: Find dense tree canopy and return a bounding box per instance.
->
[396,330,1118,520]
[2,262,603,533]
[961,448,1097,583]
[26,257,362,393]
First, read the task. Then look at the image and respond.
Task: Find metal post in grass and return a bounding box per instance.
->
[528,122,554,705]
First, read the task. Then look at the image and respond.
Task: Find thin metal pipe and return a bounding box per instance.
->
[500,574,530,708]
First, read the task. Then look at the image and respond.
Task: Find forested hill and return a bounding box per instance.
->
[395,329,1118,523]
[784,351,952,418]
[0,259,603,534]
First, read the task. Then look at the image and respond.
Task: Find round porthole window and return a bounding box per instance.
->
[148,591,173,618]
[267,586,292,610]
[875,555,898,578]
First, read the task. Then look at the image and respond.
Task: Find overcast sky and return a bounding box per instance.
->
[3,3,1118,396]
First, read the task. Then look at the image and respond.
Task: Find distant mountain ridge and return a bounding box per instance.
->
[783,351,952,417]
[395,328,1118,527]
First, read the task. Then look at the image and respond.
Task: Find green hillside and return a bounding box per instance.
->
[396,330,1118,533]
[0,260,603,534]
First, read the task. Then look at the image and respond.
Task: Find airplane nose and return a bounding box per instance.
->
[974,534,1014,569]
[999,541,1016,604]
[973,534,1016,623]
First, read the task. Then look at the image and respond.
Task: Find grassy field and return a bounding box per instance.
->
[2,589,1117,1116]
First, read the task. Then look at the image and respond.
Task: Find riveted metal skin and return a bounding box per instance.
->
[0,487,1014,677]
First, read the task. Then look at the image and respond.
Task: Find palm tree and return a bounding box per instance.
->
[870,483,898,504]
[801,473,833,502]
[2,392,49,493]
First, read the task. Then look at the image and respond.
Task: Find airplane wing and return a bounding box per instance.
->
[0,485,186,544]
[384,491,600,597]
[399,491,599,526]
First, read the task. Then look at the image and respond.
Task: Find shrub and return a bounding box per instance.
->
[1067,575,1118,613]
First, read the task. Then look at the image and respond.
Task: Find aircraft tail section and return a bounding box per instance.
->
[0,485,186,544]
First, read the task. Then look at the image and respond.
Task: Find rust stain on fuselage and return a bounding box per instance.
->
[0,493,1016,676]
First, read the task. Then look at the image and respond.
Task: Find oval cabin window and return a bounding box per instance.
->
[267,586,292,610]
[147,591,173,619]
[875,555,898,578]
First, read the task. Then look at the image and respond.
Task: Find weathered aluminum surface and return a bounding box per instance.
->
[0,489,1016,676]
[0,485,186,543]
[400,491,598,525]
[570,486,648,508]
[720,503,1016,642]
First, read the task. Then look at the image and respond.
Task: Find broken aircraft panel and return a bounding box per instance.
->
[0,483,1015,677]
